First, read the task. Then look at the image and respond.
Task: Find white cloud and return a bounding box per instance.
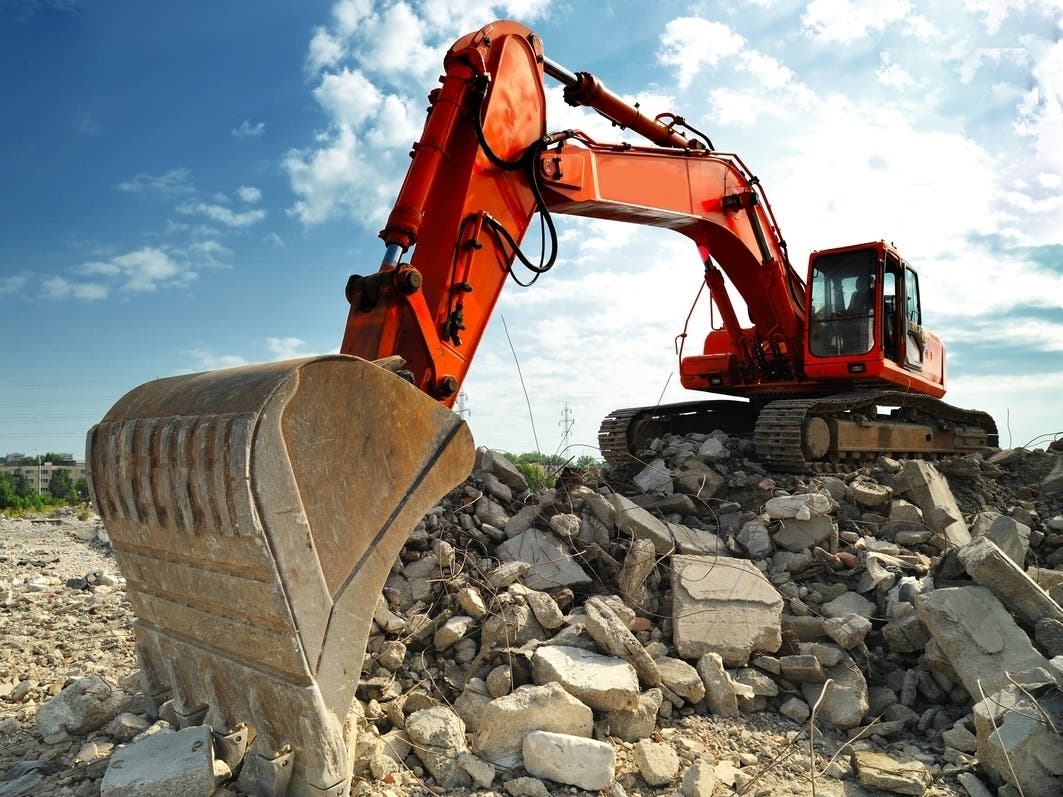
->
[41,276,109,301]
[1,273,29,295]
[263,232,286,248]
[183,202,267,227]
[314,69,382,128]
[801,0,913,43]
[188,239,232,267]
[307,26,344,72]
[232,120,266,138]
[658,17,744,90]
[236,185,262,203]
[333,0,372,35]
[876,52,912,88]
[79,247,195,293]
[184,349,250,371]
[115,168,194,198]
[266,337,315,359]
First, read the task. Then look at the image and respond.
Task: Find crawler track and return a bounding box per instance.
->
[600,390,998,473]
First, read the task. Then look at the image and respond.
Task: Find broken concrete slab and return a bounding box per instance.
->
[583,595,661,687]
[773,515,834,553]
[406,706,472,788]
[522,731,615,791]
[496,528,591,590]
[821,591,876,619]
[974,682,1063,797]
[901,461,970,550]
[670,524,727,556]
[530,645,639,712]
[851,750,932,795]
[671,555,783,666]
[101,725,215,797]
[1041,454,1063,495]
[849,481,892,508]
[471,683,593,770]
[582,491,674,554]
[632,739,680,786]
[655,656,705,705]
[970,510,1031,565]
[35,675,124,739]
[476,448,530,492]
[696,653,739,718]
[680,757,718,797]
[764,493,833,520]
[958,536,1063,628]
[633,458,673,494]
[598,687,662,742]
[916,585,1050,698]
[672,460,724,499]
[800,658,868,729]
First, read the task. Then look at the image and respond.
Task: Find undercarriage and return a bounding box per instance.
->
[598,390,999,473]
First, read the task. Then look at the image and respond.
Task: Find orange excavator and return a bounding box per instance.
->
[87,21,996,797]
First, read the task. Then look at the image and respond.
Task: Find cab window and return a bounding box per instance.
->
[808,249,876,356]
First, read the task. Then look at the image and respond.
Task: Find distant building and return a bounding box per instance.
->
[0,459,87,495]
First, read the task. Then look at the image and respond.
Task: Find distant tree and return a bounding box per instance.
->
[40,452,74,463]
[0,473,16,509]
[48,470,77,502]
[75,477,90,502]
[12,472,33,498]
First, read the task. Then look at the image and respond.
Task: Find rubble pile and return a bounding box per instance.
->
[2,433,1063,797]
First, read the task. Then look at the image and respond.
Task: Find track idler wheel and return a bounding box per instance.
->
[87,355,474,796]
[802,416,832,461]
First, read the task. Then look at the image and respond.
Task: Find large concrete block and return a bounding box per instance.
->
[974,683,1063,797]
[101,726,215,797]
[531,645,639,712]
[471,683,593,770]
[970,510,1031,565]
[958,537,1063,628]
[671,555,783,666]
[523,731,615,791]
[916,586,1050,698]
[901,461,969,550]
[497,528,591,590]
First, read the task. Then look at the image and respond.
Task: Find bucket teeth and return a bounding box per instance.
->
[87,355,474,796]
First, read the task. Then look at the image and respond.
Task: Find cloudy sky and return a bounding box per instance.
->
[1,0,1060,462]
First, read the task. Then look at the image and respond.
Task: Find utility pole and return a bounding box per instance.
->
[559,403,574,451]
[456,391,471,420]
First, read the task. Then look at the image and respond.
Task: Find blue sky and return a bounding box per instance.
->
[2,0,1061,461]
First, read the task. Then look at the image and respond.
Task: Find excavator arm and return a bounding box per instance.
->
[341,19,806,404]
[86,20,813,797]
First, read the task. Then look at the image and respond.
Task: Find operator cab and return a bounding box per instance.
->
[804,242,942,392]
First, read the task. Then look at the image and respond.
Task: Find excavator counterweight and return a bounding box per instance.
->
[88,356,473,796]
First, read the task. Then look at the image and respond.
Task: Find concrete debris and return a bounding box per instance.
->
[851,749,933,795]
[916,585,1050,697]
[530,645,639,711]
[100,725,215,797]
[405,706,471,788]
[901,460,971,549]
[970,509,1032,564]
[522,730,615,790]
[470,682,593,769]
[973,679,1063,796]
[34,675,124,740]
[670,555,783,665]
[6,431,1063,797]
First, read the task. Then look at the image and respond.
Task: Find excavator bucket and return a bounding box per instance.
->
[86,355,474,797]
